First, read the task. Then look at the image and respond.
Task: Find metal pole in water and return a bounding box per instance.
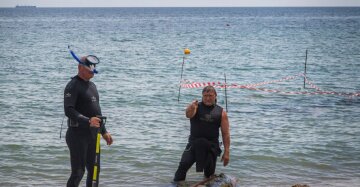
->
[224,73,228,112]
[177,56,185,103]
[178,48,190,103]
[304,49,308,89]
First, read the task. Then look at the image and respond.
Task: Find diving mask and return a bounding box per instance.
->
[68,45,99,74]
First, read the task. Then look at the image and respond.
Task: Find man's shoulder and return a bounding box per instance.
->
[215,104,223,110]
[88,80,97,89]
[65,76,81,90]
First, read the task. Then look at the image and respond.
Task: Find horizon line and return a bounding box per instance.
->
[3,6,360,8]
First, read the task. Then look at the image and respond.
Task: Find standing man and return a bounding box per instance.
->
[174,86,230,182]
[64,55,113,187]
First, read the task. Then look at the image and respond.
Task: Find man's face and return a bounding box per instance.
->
[79,65,94,80]
[202,91,216,106]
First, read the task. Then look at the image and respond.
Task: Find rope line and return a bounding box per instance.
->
[180,73,359,97]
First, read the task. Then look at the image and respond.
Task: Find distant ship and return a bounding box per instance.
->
[15,5,37,9]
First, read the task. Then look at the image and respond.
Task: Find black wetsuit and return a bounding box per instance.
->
[174,102,222,181]
[64,75,107,187]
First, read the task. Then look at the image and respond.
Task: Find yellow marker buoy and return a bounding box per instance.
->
[184,48,191,55]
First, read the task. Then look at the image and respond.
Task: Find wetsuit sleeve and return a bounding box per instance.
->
[64,81,90,127]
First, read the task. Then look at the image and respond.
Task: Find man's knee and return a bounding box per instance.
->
[73,168,85,177]
[70,168,85,181]
[67,169,85,187]
[174,161,193,181]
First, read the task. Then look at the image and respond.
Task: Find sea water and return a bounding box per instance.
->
[0,7,359,186]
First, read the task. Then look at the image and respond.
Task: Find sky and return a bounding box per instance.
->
[1,0,360,7]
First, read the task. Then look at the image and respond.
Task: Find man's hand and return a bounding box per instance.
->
[221,150,230,166]
[186,100,198,118]
[89,117,101,128]
[190,100,198,109]
[102,132,113,145]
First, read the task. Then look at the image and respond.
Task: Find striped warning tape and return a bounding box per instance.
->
[242,73,303,88]
[180,73,360,97]
[303,75,322,91]
[250,87,359,97]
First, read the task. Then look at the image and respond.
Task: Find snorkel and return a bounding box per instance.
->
[68,45,99,74]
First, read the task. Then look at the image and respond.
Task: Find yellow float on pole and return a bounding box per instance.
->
[178,48,191,102]
[184,48,191,55]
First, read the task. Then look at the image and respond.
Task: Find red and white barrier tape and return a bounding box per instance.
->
[248,87,359,97]
[243,73,303,88]
[303,75,322,91]
[180,73,360,97]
